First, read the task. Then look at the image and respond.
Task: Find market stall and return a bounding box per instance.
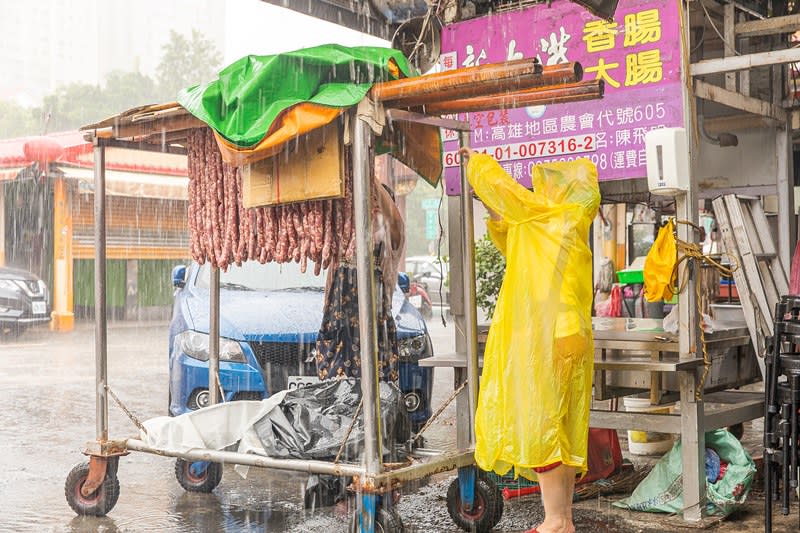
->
[419,0,767,524]
[63,44,603,532]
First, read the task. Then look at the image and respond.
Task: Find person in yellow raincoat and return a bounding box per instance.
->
[460,148,600,533]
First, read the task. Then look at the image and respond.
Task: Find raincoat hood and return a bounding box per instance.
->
[531,159,602,218]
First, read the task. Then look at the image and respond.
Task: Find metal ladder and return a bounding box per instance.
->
[712,194,789,378]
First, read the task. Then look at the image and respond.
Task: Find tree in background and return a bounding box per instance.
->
[157,29,223,100]
[37,82,108,134]
[0,100,40,138]
[103,71,162,115]
[474,234,505,318]
[0,29,222,139]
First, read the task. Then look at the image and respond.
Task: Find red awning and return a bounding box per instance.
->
[0,130,187,180]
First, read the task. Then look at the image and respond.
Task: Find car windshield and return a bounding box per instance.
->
[195,261,325,291]
[409,258,448,277]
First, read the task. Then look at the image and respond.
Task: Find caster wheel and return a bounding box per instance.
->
[64,461,120,516]
[175,459,222,493]
[728,423,745,441]
[349,506,404,532]
[446,473,503,533]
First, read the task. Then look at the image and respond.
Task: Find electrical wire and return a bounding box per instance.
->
[670,220,739,399]
[690,23,706,56]
[699,0,740,56]
[436,178,448,327]
[391,1,442,71]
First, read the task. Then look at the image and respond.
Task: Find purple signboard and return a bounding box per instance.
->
[440,0,685,194]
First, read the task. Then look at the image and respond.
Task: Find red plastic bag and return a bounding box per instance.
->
[608,285,623,318]
[502,429,623,499]
[790,241,800,295]
[582,428,623,484]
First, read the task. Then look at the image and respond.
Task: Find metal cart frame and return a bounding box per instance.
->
[66,107,494,532]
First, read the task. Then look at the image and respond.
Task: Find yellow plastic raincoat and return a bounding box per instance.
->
[467,154,600,480]
[643,220,678,302]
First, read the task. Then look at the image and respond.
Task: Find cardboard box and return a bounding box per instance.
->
[241,121,344,207]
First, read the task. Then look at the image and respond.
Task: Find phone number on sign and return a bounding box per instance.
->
[443,134,597,167]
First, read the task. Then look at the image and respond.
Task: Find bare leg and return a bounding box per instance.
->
[531,465,576,533]
[562,466,577,532]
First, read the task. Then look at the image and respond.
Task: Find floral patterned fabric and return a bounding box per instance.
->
[316,260,399,382]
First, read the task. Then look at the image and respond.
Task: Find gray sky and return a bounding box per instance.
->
[0,0,388,106]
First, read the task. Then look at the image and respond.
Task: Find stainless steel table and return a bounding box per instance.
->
[421,317,763,521]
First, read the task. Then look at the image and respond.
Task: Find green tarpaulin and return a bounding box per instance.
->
[178,44,413,148]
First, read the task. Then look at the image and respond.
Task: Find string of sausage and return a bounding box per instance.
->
[185,128,356,272]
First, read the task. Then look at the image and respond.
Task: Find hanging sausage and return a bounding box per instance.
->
[186,127,357,272]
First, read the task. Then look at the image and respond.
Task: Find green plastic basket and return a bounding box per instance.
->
[616,269,644,285]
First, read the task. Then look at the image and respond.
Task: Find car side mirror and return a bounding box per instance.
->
[398,272,410,293]
[172,265,187,288]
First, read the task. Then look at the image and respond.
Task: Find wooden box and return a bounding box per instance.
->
[241,121,344,207]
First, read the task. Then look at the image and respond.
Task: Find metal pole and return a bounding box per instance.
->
[125,439,365,477]
[677,188,705,522]
[776,127,793,272]
[352,113,382,476]
[679,1,705,519]
[458,131,479,445]
[93,142,108,441]
[209,266,220,405]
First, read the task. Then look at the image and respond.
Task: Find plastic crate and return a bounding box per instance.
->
[719,278,739,299]
[484,468,538,489]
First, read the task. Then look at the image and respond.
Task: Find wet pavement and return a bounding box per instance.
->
[0,315,790,532]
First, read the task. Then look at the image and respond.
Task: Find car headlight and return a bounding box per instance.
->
[38,280,48,302]
[177,330,246,363]
[0,280,20,293]
[399,334,429,362]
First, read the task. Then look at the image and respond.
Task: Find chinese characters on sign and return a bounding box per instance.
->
[439,0,685,192]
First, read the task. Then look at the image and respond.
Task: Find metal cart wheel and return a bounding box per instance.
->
[64,461,120,516]
[175,459,222,493]
[349,505,404,533]
[446,473,504,533]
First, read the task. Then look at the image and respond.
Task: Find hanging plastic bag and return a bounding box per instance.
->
[644,220,677,303]
[595,292,614,317]
[609,285,623,317]
[467,154,600,480]
[663,304,715,334]
[596,257,615,293]
[613,429,756,516]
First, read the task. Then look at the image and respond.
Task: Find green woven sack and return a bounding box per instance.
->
[614,429,756,516]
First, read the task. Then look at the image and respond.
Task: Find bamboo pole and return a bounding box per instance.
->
[382,62,584,107]
[370,59,581,107]
[371,58,543,102]
[420,80,604,115]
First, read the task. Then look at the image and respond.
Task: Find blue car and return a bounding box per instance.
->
[168,261,434,430]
